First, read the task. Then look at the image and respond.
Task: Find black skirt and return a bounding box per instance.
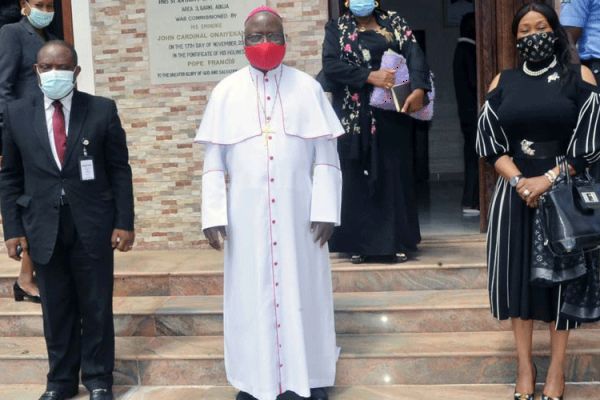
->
[329,109,420,255]
[486,156,600,330]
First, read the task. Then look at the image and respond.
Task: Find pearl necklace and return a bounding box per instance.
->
[523,56,557,77]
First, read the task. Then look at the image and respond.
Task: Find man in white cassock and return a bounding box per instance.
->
[195,6,344,400]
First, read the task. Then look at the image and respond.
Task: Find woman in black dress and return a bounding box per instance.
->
[320,0,430,264]
[0,0,56,303]
[477,4,600,399]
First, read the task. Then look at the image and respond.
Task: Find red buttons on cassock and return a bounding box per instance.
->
[268,136,272,140]
[276,303,280,308]
[274,262,278,266]
[267,96,271,100]
[270,156,274,160]
[277,324,281,328]
[265,77,269,82]
[272,220,276,224]
[273,241,278,246]
[270,178,275,182]
[267,116,271,121]
[272,198,276,203]
[276,282,279,286]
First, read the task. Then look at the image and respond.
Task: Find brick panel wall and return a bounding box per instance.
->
[89,0,329,249]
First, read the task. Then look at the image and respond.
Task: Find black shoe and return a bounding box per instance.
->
[277,392,306,400]
[351,255,365,264]
[39,391,77,400]
[310,387,329,400]
[90,388,113,400]
[236,392,258,400]
[394,253,408,263]
[14,281,41,303]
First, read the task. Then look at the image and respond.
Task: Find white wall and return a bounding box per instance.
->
[387,0,465,177]
[71,1,95,94]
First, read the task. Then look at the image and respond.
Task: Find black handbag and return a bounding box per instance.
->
[538,164,600,256]
[530,207,587,286]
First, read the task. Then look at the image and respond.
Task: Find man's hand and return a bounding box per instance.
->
[204,226,227,251]
[367,68,396,89]
[401,88,426,113]
[311,222,335,248]
[111,229,135,252]
[6,236,28,261]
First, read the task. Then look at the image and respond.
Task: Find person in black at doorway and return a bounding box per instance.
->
[320,0,431,264]
[453,12,479,215]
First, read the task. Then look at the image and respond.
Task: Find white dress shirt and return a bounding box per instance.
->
[44,91,73,170]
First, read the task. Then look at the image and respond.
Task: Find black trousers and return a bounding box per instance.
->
[461,121,479,209]
[34,205,115,393]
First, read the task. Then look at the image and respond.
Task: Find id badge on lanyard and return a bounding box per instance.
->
[79,139,95,181]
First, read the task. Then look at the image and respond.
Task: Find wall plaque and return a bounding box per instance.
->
[146,0,261,84]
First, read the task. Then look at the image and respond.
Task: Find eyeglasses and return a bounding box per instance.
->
[245,33,286,45]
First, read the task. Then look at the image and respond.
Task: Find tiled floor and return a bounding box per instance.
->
[418,180,481,237]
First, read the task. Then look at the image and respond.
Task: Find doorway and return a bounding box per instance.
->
[328,0,481,237]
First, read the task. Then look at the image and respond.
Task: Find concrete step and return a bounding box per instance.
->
[0,331,598,386]
[0,242,488,297]
[1,384,599,400]
[0,289,503,337]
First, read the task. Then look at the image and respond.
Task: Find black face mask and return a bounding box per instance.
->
[516,31,557,63]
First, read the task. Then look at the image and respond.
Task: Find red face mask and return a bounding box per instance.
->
[244,42,286,71]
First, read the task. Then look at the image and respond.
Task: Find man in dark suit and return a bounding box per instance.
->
[0,40,135,400]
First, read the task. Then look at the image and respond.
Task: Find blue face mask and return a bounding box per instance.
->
[38,69,76,100]
[26,2,55,29]
[349,0,376,17]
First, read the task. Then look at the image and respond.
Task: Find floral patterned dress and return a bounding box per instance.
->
[321,10,431,255]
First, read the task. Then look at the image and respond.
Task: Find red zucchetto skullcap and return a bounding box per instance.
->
[245,6,281,22]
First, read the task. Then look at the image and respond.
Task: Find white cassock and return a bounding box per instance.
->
[195,64,344,400]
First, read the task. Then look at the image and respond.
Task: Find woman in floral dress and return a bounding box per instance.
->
[320,0,431,263]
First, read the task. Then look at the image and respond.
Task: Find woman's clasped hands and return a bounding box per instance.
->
[516,175,552,208]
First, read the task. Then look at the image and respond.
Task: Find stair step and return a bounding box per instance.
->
[3,292,598,337]
[1,384,599,400]
[0,290,501,337]
[0,242,488,297]
[0,331,598,386]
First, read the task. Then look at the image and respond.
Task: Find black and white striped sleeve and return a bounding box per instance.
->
[476,89,509,164]
[567,82,600,167]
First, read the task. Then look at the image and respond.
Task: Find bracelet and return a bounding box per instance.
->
[544,171,556,184]
[547,169,558,181]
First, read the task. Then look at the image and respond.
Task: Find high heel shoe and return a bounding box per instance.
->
[542,376,565,400]
[13,281,41,303]
[514,363,537,400]
[541,394,564,400]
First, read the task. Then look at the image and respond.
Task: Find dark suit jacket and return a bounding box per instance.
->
[0,90,135,265]
[0,18,54,108]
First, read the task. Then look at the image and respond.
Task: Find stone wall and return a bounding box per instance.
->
[89,0,329,249]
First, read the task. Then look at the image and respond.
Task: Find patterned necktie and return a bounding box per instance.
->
[52,100,67,166]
